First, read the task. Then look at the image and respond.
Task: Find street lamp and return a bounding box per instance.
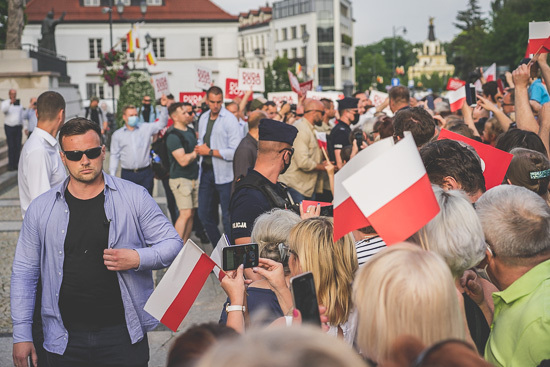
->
[102,0,117,116]
[302,29,309,80]
[392,25,407,77]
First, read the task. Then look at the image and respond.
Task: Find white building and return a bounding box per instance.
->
[271,0,355,91]
[22,0,240,103]
[238,7,274,70]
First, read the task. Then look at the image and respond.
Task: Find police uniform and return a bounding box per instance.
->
[229,119,298,242]
[328,97,359,162]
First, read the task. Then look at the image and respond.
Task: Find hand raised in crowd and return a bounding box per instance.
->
[432,114,446,128]
[300,202,321,219]
[220,264,246,306]
[253,258,287,292]
[291,305,331,333]
[512,64,531,89]
[103,248,140,271]
[505,71,515,88]
[477,95,498,113]
[160,93,168,107]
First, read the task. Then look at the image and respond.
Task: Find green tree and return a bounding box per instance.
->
[265,56,292,94]
[0,0,7,49]
[415,72,450,93]
[115,71,154,128]
[448,0,488,79]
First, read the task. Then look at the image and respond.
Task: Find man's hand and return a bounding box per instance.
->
[477,95,498,113]
[194,144,211,156]
[160,94,168,107]
[103,248,140,271]
[512,64,531,90]
[13,342,37,367]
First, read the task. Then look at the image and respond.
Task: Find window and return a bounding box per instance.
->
[151,37,165,58]
[283,49,288,58]
[340,3,349,17]
[291,48,297,59]
[119,0,131,5]
[200,37,213,57]
[317,27,334,43]
[146,0,162,5]
[282,28,288,41]
[121,37,127,53]
[86,83,104,100]
[301,24,307,38]
[319,67,334,87]
[291,26,297,39]
[88,38,102,59]
[318,45,334,64]
[83,0,100,6]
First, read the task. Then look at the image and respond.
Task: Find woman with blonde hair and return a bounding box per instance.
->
[354,243,465,365]
[254,217,358,344]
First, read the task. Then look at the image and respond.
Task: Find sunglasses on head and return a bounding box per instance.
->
[63,146,102,161]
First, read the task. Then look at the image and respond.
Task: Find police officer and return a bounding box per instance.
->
[230,119,298,244]
[328,97,359,169]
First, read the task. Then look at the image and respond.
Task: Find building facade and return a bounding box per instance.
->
[238,7,273,70]
[407,18,455,81]
[22,0,239,104]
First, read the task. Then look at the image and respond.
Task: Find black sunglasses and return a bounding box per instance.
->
[305,109,325,116]
[63,146,102,161]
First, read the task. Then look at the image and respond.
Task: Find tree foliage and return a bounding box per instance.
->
[265,56,293,94]
[0,0,9,49]
[115,71,154,128]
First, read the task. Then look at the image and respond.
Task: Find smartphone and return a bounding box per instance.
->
[465,83,477,107]
[222,243,259,271]
[290,272,321,326]
[14,99,20,106]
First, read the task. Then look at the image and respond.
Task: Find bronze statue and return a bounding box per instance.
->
[39,10,66,53]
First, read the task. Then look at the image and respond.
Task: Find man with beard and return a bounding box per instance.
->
[138,95,157,123]
[328,97,359,169]
[230,119,298,244]
[279,99,327,203]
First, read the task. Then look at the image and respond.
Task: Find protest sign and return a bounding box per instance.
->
[226,78,253,101]
[195,65,212,90]
[151,72,170,100]
[288,70,302,95]
[299,80,314,96]
[179,92,206,106]
[528,21,550,55]
[369,90,389,107]
[267,91,299,107]
[238,68,265,92]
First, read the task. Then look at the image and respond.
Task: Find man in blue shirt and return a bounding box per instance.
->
[195,86,242,246]
[11,118,182,367]
[109,99,168,194]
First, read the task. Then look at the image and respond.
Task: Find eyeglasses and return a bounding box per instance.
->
[62,146,102,161]
[412,339,476,367]
[305,109,325,116]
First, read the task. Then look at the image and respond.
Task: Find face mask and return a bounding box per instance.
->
[127,116,139,127]
[350,113,360,125]
[280,152,292,174]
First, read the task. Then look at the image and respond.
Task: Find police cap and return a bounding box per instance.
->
[338,97,359,111]
[259,118,298,146]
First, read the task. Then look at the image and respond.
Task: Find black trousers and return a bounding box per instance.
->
[45,324,149,367]
[4,124,22,169]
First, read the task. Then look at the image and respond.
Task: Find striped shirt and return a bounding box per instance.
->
[355,236,387,267]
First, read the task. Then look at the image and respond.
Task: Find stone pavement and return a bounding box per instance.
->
[0,176,227,366]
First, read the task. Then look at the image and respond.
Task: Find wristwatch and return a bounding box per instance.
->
[208,149,214,157]
[226,304,246,313]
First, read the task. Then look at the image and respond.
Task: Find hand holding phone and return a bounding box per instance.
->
[222,243,259,271]
[290,272,321,326]
[465,83,477,107]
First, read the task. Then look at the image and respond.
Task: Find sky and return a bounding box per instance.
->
[211,0,493,46]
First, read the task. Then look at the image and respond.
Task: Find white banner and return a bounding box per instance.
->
[238,68,265,92]
[368,90,389,107]
[306,91,345,109]
[151,72,170,100]
[195,65,213,90]
[267,91,299,108]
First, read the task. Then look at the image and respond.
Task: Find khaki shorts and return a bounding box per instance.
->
[169,177,199,210]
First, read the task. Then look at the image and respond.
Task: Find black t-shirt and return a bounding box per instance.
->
[230,170,287,241]
[328,120,352,161]
[59,189,125,330]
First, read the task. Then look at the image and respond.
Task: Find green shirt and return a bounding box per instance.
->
[202,117,217,168]
[485,259,550,366]
[166,127,198,180]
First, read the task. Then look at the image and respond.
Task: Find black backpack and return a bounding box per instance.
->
[151,126,194,179]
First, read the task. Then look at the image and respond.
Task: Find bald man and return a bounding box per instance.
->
[279,99,327,202]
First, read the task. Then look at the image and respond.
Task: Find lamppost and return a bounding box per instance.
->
[392,26,407,76]
[302,29,310,80]
[102,0,116,117]
[116,1,148,70]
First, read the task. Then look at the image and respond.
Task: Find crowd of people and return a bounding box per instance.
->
[6,47,550,367]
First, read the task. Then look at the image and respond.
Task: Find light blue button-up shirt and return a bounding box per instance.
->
[109,107,168,175]
[11,173,183,355]
[197,107,242,184]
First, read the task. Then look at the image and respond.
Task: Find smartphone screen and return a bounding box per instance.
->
[465,83,477,107]
[290,272,321,326]
[222,243,259,271]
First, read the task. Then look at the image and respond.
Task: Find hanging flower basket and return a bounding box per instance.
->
[97,49,130,87]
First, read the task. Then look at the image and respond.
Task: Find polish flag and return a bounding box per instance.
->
[528,21,550,55]
[484,63,496,82]
[144,240,217,332]
[447,86,466,112]
[315,131,327,150]
[211,234,230,281]
[334,132,440,244]
[446,78,466,91]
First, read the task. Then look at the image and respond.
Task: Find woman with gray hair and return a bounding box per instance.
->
[219,209,301,326]
[410,185,494,354]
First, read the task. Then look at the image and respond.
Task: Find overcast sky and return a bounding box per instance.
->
[211,0,493,46]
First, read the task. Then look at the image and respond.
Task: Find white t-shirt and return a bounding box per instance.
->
[18,127,67,217]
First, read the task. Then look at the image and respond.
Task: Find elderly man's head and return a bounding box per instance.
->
[476,185,550,289]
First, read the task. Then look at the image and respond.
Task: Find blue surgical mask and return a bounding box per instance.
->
[127,116,139,127]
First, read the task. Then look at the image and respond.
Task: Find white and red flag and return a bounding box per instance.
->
[315,131,327,150]
[446,78,466,91]
[528,21,550,56]
[484,63,496,82]
[447,86,466,112]
[210,234,230,281]
[333,132,440,244]
[144,240,217,332]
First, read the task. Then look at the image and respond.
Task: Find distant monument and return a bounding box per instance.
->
[5,0,25,49]
[407,18,455,81]
[39,10,66,53]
